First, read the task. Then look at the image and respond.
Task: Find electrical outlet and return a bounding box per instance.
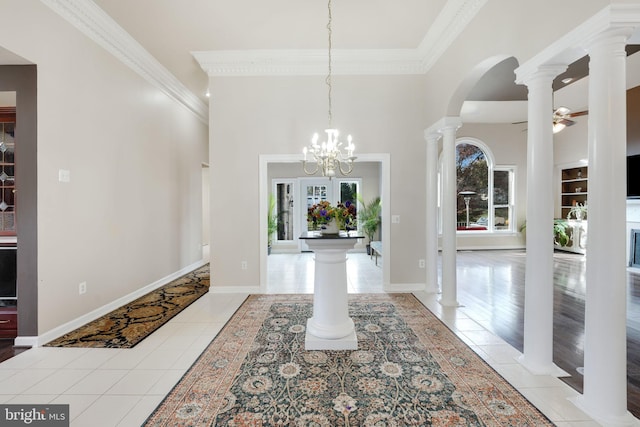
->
[79,281,87,295]
[241,261,248,270]
[58,169,71,183]
[419,259,425,268]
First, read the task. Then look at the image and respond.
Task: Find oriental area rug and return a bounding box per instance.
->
[45,264,210,348]
[145,293,553,426]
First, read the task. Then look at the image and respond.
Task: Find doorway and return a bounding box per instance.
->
[259,154,391,293]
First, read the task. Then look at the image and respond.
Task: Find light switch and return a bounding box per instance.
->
[392,215,400,224]
[58,169,71,183]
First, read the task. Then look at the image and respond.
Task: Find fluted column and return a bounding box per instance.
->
[424,131,441,293]
[571,27,636,426]
[516,64,568,376]
[439,118,462,306]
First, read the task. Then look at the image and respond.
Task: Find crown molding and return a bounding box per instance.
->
[193,0,487,77]
[192,49,425,77]
[417,0,488,71]
[40,0,208,124]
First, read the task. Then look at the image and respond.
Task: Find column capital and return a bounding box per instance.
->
[515,64,568,87]
[584,26,634,56]
[425,116,462,136]
[423,130,441,145]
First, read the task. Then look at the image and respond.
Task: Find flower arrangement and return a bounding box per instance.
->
[307,200,357,231]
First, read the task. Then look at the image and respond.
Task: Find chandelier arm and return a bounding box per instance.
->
[338,159,354,176]
[302,160,320,176]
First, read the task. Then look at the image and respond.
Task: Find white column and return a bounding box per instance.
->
[516,65,568,376]
[571,28,636,427]
[304,237,359,351]
[425,131,441,294]
[439,118,461,307]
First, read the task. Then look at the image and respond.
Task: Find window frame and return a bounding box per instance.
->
[438,137,516,234]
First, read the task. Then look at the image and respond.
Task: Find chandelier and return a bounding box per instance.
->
[302,0,356,178]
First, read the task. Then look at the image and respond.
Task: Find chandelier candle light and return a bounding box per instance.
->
[302,0,356,178]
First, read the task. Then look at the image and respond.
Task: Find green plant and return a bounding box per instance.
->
[566,203,587,221]
[357,195,381,243]
[554,219,570,246]
[520,219,571,247]
[267,193,278,247]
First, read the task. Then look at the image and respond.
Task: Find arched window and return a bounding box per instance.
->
[440,138,515,233]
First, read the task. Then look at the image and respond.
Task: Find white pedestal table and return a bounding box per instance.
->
[299,231,362,350]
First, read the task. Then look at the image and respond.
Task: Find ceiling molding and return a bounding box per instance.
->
[417,0,488,71]
[193,0,487,77]
[192,49,425,77]
[40,0,208,124]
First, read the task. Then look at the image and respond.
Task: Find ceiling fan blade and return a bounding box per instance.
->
[558,118,576,127]
[567,110,588,118]
[511,120,528,125]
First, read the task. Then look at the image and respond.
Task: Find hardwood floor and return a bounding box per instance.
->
[0,339,28,364]
[455,249,640,418]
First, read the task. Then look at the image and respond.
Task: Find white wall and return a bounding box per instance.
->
[0,1,208,334]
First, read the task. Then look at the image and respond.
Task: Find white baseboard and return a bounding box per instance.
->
[13,336,39,347]
[31,259,208,347]
[384,283,426,292]
[209,285,261,294]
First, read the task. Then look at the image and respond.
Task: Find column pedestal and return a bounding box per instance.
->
[300,232,361,350]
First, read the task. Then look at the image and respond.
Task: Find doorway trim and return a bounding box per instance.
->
[259,153,391,293]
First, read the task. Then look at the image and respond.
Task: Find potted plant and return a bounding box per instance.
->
[267,193,278,254]
[553,219,570,247]
[521,219,571,247]
[307,200,357,234]
[567,202,587,221]
[357,195,381,254]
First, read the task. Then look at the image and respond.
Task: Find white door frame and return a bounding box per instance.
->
[259,153,391,293]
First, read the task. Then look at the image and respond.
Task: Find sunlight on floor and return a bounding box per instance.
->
[266,252,383,294]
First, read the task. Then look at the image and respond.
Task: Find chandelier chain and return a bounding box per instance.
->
[301,0,355,179]
[326,0,333,127]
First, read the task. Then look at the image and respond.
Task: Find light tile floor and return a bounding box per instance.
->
[0,251,607,426]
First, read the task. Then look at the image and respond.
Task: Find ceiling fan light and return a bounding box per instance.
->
[553,122,566,133]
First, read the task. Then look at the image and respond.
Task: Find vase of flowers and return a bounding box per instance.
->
[307,200,356,235]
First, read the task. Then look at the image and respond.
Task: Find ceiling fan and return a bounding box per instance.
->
[552,106,588,132]
[513,106,588,133]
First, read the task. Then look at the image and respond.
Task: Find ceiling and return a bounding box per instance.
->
[93,0,447,102]
[2,2,639,125]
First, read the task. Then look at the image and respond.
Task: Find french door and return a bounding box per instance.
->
[300,178,332,251]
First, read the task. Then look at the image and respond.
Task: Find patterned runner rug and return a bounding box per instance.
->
[45,264,210,348]
[145,293,553,426]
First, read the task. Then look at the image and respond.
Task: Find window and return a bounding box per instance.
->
[493,168,515,231]
[274,181,295,242]
[441,138,515,233]
[337,179,359,230]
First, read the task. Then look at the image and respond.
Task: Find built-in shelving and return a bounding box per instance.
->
[560,165,588,220]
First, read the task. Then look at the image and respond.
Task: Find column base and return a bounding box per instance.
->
[305,319,358,350]
[516,354,570,377]
[569,396,640,427]
[438,298,461,307]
